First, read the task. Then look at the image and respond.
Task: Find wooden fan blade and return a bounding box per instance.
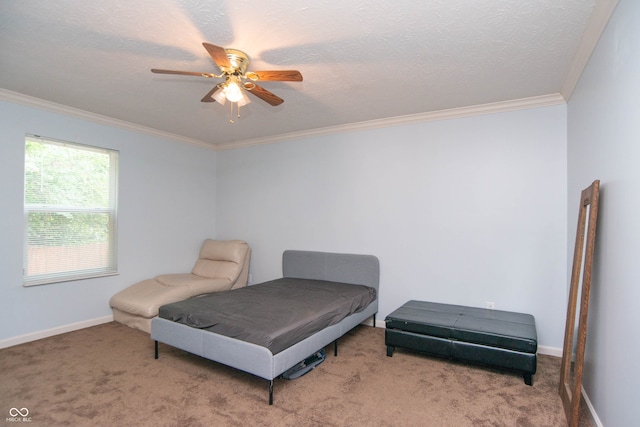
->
[244,83,284,106]
[201,85,223,103]
[202,42,231,69]
[248,70,303,82]
[151,69,216,78]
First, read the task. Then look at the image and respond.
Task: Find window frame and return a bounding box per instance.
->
[23,134,119,286]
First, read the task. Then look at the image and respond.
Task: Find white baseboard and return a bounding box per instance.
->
[581,386,603,427]
[536,345,562,357]
[0,315,114,349]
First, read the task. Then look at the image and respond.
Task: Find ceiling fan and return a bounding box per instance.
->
[151,42,303,116]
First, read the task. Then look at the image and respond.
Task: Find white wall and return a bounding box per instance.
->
[0,100,217,342]
[216,105,568,350]
[567,0,639,425]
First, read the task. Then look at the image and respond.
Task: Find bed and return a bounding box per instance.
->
[150,250,380,405]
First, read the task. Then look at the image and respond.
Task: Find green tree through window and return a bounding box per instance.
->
[24,135,119,286]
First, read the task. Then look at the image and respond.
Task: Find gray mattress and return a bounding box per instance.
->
[158,277,376,354]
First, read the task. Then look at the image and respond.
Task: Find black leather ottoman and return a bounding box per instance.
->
[385,300,537,385]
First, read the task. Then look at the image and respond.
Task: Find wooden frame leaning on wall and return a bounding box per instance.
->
[559,179,600,427]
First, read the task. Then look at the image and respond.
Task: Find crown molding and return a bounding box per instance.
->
[0,3,612,153]
[215,93,567,150]
[2,88,565,153]
[561,0,619,100]
[0,88,214,150]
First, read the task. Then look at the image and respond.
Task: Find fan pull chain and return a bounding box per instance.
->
[229,102,243,124]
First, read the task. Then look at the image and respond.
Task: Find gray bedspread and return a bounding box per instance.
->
[158,277,376,354]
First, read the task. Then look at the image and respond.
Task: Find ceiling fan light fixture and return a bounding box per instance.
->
[212,86,227,104]
[224,79,243,103]
[236,89,251,107]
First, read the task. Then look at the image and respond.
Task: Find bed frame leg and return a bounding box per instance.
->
[154,340,159,359]
[268,380,274,405]
[334,339,338,356]
[373,314,376,327]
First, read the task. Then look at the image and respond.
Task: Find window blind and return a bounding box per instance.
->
[23,135,119,286]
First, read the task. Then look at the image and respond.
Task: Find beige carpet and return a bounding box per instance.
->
[1,322,592,426]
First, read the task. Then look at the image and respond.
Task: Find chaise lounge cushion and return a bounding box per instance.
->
[109,239,250,333]
[191,239,249,284]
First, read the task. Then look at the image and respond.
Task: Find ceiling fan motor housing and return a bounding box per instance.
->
[222,49,250,75]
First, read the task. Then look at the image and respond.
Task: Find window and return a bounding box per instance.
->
[23,135,119,286]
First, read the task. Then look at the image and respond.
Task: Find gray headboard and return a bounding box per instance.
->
[282,250,380,290]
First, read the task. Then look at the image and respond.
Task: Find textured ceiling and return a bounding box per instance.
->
[0,0,609,149]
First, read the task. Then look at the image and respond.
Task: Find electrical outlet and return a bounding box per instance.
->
[486,301,495,310]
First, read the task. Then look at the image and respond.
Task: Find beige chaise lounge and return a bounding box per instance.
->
[110,239,250,333]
